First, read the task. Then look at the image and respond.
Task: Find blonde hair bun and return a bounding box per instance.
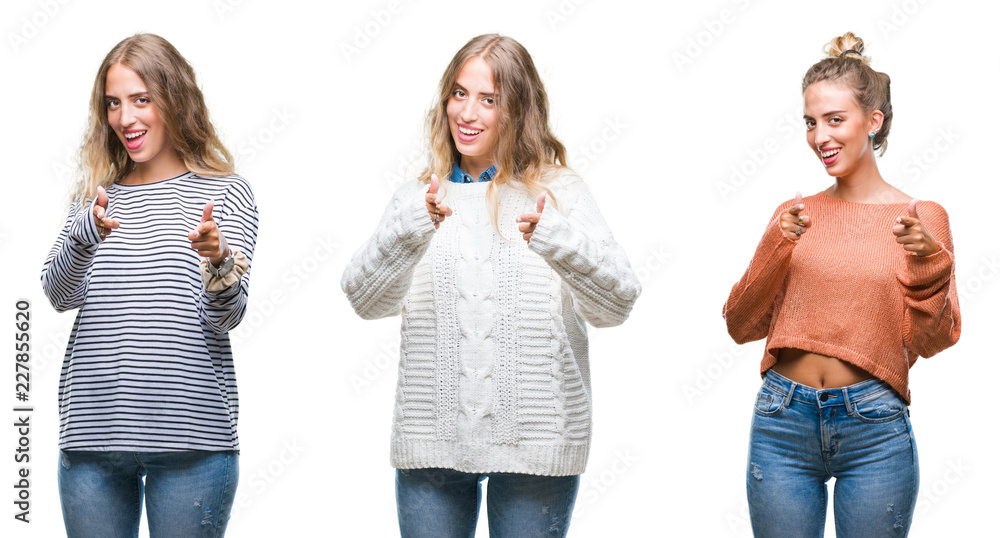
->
[824,32,871,65]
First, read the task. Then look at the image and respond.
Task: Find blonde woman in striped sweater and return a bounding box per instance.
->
[41,34,256,537]
[724,32,959,537]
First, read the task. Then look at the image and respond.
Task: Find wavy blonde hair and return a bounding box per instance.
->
[420,34,567,229]
[802,32,893,156]
[72,33,233,203]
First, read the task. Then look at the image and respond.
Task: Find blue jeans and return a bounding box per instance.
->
[396,468,580,537]
[59,450,238,538]
[747,370,919,537]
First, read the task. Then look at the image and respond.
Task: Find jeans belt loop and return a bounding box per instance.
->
[840,387,853,410]
[782,382,796,408]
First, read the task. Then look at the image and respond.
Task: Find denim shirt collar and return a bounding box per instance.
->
[450,163,497,183]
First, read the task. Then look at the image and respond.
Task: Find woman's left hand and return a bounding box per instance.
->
[516,193,546,243]
[892,199,940,257]
[189,201,229,265]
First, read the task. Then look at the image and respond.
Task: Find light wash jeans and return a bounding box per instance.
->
[59,450,238,537]
[747,369,919,537]
[396,467,580,537]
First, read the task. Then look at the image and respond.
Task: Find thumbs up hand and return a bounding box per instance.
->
[425,174,453,230]
[189,201,229,265]
[516,192,547,243]
[892,199,940,257]
[779,192,811,241]
[92,185,120,241]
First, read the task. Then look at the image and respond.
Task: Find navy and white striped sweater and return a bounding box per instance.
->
[41,172,257,451]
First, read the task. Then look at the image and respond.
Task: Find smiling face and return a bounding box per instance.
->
[803,80,882,179]
[445,56,498,177]
[104,63,175,170]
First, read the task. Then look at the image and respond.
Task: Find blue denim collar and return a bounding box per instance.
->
[450,163,497,183]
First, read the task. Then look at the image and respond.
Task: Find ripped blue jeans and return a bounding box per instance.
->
[747,370,918,537]
[58,450,238,537]
[396,468,579,537]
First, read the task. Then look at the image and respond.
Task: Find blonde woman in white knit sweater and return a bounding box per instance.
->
[341,34,640,537]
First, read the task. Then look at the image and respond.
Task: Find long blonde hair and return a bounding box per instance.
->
[73,33,233,203]
[420,34,567,226]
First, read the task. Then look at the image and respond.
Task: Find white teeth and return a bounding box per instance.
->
[125,130,146,139]
[821,148,840,158]
[459,127,482,135]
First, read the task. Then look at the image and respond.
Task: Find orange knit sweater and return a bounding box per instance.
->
[724,192,960,404]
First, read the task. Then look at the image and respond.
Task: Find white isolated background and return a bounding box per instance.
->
[0,0,994,536]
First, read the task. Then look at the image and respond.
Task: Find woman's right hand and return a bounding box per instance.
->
[425,174,453,230]
[779,192,810,241]
[93,185,120,241]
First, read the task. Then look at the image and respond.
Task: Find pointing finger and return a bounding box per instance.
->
[96,185,108,209]
[908,199,918,219]
[787,192,805,215]
[202,201,215,223]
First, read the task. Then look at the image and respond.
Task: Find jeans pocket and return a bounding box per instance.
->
[754,386,784,416]
[850,390,906,423]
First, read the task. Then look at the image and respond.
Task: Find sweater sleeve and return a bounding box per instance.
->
[40,199,103,313]
[723,201,798,344]
[200,178,259,334]
[526,175,640,328]
[341,180,437,320]
[895,201,960,358]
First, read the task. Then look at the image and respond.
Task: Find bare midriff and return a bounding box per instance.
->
[771,348,873,389]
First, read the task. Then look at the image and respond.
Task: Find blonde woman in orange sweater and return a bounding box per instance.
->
[723,32,960,537]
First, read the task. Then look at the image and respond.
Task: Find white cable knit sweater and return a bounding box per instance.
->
[341,172,640,476]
